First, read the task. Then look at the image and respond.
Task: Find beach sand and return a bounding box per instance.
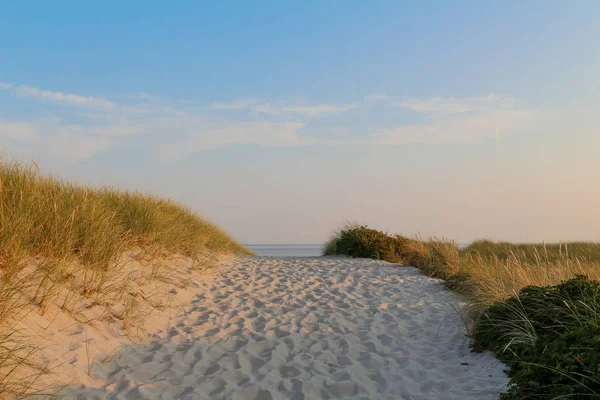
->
[53,255,508,399]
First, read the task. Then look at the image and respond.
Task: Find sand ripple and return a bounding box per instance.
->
[67,256,508,399]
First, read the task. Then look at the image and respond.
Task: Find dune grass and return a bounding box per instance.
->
[462,239,600,263]
[0,159,252,397]
[324,225,600,399]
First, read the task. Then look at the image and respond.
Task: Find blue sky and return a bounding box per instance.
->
[1,1,599,243]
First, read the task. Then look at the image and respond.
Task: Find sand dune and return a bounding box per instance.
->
[64,256,508,399]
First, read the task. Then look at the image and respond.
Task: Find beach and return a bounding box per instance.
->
[62,255,508,399]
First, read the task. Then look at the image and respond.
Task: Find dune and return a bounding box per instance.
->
[44,255,510,399]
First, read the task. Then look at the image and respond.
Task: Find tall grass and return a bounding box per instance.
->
[324,225,600,398]
[324,226,600,307]
[462,239,600,263]
[0,159,252,397]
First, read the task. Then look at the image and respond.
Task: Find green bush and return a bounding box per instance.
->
[334,226,405,263]
[472,276,600,399]
[328,227,460,276]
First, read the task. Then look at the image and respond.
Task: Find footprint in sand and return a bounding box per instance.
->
[65,256,508,399]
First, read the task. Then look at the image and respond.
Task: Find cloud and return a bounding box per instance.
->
[364,93,391,101]
[6,82,189,118]
[48,133,114,159]
[134,92,158,101]
[121,103,189,117]
[0,120,37,141]
[156,121,305,161]
[0,119,119,160]
[210,98,357,117]
[59,121,142,138]
[0,80,547,163]
[0,82,14,90]
[249,103,279,115]
[281,104,358,117]
[396,93,515,117]
[12,85,116,109]
[360,93,547,144]
[371,109,543,144]
[210,98,263,110]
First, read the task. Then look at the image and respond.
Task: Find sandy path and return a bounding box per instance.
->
[66,256,508,399]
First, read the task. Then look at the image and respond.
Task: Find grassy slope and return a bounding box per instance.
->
[0,160,252,397]
[324,225,600,399]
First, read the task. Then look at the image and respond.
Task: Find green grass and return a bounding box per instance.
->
[472,276,600,399]
[0,159,252,397]
[324,225,600,399]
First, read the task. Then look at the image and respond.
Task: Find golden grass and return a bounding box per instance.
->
[426,241,600,309]
[462,239,600,263]
[0,159,252,397]
[323,226,600,310]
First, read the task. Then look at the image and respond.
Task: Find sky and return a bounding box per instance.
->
[1,1,599,244]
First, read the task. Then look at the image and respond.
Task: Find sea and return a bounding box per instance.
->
[245,244,323,257]
[246,243,470,257]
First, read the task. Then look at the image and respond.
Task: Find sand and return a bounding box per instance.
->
[49,255,509,399]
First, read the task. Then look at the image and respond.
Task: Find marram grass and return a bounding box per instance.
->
[0,159,252,397]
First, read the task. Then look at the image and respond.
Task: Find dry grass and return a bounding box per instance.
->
[324,226,600,310]
[0,330,49,398]
[413,241,600,310]
[462,239,600,263]
[0,159,252,398]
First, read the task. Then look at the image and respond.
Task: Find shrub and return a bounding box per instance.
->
[326,226,461,281]
[322,236,338,256]
[333,226,406,263]
[472,276,600,399]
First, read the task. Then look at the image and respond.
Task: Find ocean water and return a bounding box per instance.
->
[245,244,323,257]
[246,243,470,257]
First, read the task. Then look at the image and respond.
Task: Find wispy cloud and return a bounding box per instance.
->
[131,92,160,101]
[281,104,358,117]
[364,93,391,101]
[0,120,37,141]
[11,85,116,109]
[371,109,541,144]
[396,93,514,117]
[0,118,119,159]
[210,98,357,117]
[373,94,543,143]
[210,98,262,110]
[156,121,305,161]
[0,81,547,162]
